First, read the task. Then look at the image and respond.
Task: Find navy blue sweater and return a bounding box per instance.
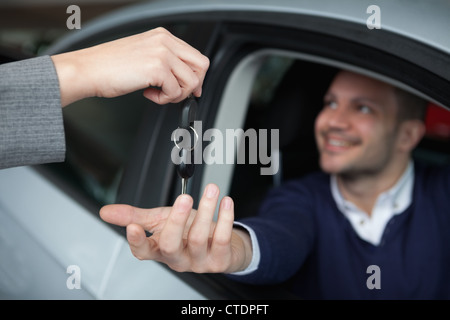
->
[231,162,450,299]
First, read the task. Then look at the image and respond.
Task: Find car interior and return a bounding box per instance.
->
[228,57,450,222]
[229,58,337,220]
[196,54,448,298]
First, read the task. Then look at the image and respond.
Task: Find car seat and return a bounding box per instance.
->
[413,102,450,165]
[230,60,338,219]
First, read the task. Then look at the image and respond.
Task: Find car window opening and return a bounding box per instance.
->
[225,53,450,221]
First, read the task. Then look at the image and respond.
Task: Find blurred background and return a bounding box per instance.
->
[0,0,147,60]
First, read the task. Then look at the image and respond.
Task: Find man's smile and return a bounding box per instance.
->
[321,133,360,152]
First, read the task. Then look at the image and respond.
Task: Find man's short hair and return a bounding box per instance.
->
[393,87,428,123]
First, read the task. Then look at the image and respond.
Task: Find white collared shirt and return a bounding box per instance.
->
[231,161,414,275]
[330,160,414,246]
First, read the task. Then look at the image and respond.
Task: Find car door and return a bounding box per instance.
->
[0,19,218,300]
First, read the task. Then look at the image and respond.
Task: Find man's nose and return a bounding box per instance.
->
[328,106,350,129]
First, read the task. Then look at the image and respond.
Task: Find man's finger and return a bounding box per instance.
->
[187,184,219,259]
[158,194,193,257]
[99,204,169,231]
[210,197,235,266]
[126,223,160,261]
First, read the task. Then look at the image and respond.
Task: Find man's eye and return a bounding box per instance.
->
[359,105,371,114]
[324,101,338,109]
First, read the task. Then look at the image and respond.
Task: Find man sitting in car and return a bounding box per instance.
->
[101,69,450,299]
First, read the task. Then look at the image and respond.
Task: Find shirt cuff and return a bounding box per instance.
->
[228,221,261,276]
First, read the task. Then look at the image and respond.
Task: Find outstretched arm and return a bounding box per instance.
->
[100,183,253,274]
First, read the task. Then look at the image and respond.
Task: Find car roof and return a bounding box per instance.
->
[48,0,450,55]
[137,0,450,52]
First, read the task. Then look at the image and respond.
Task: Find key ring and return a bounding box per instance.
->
[171,125,199,151]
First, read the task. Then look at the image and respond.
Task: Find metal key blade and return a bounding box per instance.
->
[181,178,187,194]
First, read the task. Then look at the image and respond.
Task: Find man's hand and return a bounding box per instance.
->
[99,184,253,274]
[51,27,210,107]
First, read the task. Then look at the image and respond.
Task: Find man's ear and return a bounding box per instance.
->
[397,120,426,152]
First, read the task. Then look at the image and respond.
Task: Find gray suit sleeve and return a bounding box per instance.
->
[0,55,65,169]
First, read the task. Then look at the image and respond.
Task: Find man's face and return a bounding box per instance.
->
[314,71,400,176]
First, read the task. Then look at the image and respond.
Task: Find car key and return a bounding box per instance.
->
[173,96,198,194]
[178,148,195,194]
